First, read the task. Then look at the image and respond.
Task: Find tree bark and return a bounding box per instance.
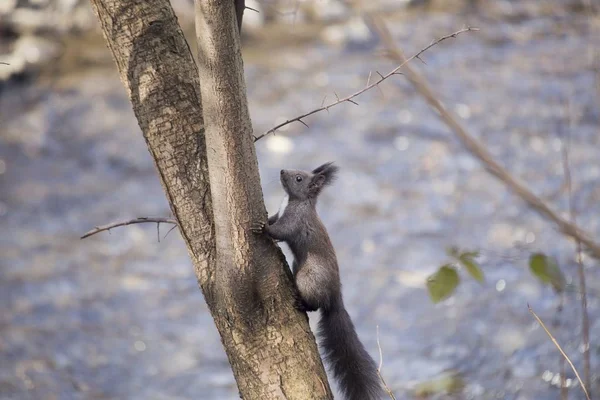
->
[89,0,333,399]
[194,1,332,399]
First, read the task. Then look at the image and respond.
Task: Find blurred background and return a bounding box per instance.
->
[1,0,599,399]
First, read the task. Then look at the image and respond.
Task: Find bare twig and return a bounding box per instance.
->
[163,224,178,239]
[554,295,569,400]
[81,217,177,239]
[366,14,600,260]
[561,98,591,397]
[528,305,591,400]
[320,95,328,108]
[253,27,478,142]
[0,62,9,65]
[560,355,569,400]
[376,325,397,400]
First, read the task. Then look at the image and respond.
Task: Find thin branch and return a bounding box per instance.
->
[561,97,591,397]
[366,13,600,260]
[560,344,569,400]
[81,217,177,239]
[253,27,478,142]
[0,62,9,65]
[320,95,328,108]
[376,325,397,400]
[163,224,178,239]
[554,295,569,400]
[528,305,591,400]
[376,325,383,372]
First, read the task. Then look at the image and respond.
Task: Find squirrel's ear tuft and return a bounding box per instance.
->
[309,162,339,195]
[312,162,339,179]
[312,162,334,175]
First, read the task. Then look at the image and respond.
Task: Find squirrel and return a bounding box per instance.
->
[251,162,382,400]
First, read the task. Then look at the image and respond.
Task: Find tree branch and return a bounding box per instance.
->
[529,305,591,400]
[376,325,397,400]
[253,27,478,142]
[561,97,591,396]
[366,13,600,260]
[80,217,177,239]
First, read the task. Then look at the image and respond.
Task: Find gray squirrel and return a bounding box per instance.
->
[251,162,382,400]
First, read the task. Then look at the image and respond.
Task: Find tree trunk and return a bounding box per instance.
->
[89,0,333,399]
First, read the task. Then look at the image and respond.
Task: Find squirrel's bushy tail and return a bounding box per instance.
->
[318,304,382,400]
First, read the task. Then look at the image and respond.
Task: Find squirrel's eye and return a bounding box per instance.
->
[295,175,303,182]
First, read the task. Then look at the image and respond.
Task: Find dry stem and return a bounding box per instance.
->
[81,217,177,239]
[556,295,569,400]
[365,13,600,260]
[528,305,591,400]
[376,325,397,400]
[253,27,478,142]
[561,98,591,397]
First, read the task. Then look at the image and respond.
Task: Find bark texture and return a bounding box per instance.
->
[194,2,332,399]
[89,0,333,398]
[89,0,214,288]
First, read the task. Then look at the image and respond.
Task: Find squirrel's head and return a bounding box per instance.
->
[280,162,339,201]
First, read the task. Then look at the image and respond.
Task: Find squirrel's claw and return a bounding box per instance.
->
[250,221,265,233]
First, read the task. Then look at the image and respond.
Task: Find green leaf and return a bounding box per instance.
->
[458,253,484,283]
[529,253,566,293]
[426,265,460,304]
[529,253,550,283]
[446,247,484,283]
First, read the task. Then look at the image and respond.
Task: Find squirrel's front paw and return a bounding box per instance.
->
[250,221,265,234]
